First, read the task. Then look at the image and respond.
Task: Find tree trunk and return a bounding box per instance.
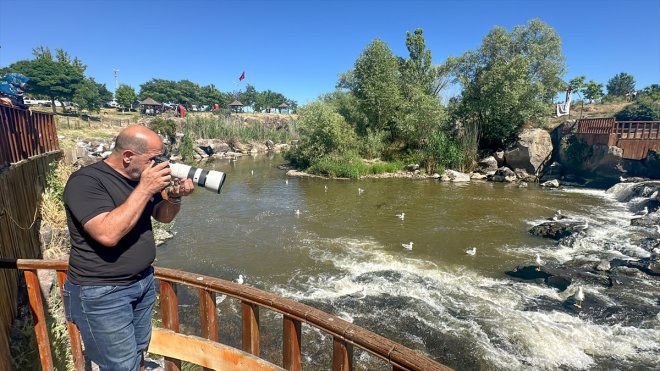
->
[50,98,57,114]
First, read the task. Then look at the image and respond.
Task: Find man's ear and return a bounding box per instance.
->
[122,150,136,164]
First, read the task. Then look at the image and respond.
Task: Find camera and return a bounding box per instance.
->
[152,155,226,194]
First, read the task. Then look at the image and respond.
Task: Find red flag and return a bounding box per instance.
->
[239,71,245,81]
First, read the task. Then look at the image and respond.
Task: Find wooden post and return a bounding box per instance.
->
[24,270,54,371]
[241,301,260,356]
[199,288,218,371]
[56,271,84,371]
[282,315,301,371]
[160,280,181,371]
[332,337,353,371]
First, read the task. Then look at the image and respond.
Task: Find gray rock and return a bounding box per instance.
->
[596,260,611,272]
[477,156,498,175]
[504,128,553,174]
[491,167,517,182]
[541,179,560,188]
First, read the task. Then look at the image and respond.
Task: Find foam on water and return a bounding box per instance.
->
[270,236,660,370]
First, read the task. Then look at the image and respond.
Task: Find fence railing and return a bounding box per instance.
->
[0,104,59,170]
[0,258,452,371]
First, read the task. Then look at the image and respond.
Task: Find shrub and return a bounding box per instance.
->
[148,117,178,143]
[564,136,592,165]
[178,131,195,161]
[615,99,660,121]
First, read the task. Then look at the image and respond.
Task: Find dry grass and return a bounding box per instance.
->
[544,101,632,130]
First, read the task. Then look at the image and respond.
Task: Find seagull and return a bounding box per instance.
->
[535,254,544,271]
[652,247,660,254]
[251,170,254,175]
[573,286,585,308]
[236,274,244,285]
[349,287,367,299]
[215,293,227,305]
[324,185,328,192]
[295,209,301,216]
[552,209,563,221]
[574,221,589,231]
[358,188,364,195]
[402,242,413,250]
[619,175,627,182]
[466,247,477,256]
[635,206,648,216]
[285,179,289,185]
[396,212,405,220]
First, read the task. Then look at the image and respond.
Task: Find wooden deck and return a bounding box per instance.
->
[574,118,660,160]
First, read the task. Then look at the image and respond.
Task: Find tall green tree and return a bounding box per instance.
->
[73,78,102,112]
[400,28,437,98]
[115,84,137,112]
[239,84,258,109]
[606,72,636,97]
[139,79,179,103]
[352,39,403,137]
[4,46,85,113]
[584,80,604,102]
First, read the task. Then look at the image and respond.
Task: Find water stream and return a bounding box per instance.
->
[155,154,660,370]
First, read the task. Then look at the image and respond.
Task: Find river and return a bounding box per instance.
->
[155,154,660,370]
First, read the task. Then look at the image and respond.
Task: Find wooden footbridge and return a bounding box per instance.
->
[574,118,660,160]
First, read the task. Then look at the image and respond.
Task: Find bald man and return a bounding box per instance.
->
[62,125,194,370]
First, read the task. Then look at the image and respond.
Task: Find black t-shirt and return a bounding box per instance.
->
[64,160,163,285]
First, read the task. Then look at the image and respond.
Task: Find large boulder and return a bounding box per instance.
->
[477,156,498,175]
[505,128,553,174]
[490,167,517,182]
[441,169,471,182]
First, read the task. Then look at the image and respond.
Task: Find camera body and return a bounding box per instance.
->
[152,155,226,194]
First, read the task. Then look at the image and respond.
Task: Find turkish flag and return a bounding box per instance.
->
[239,71,245,81]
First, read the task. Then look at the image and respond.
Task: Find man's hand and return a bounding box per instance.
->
[167,178,195,199]
[138,161,172,195]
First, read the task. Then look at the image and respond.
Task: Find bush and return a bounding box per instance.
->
[564,136,592,165]
[178,131,195,161]
[148,117,178,143]
[615,99,660,121]
[307,154,367,178]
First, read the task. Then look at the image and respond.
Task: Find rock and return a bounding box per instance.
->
[505,266,572,291]
[541,179,560,188]
[405,164,420,172]
[232,141,250,153]
[504,128,553,174]
[265,139,274,150]
[518,181,528,188]
[441,169,471,182]
[494,151,505,166]
[470,173,487,180]
[490,167,517,182]
[596,260,611,272]
[529,221,588,241]
[477,156,498,175]
[514,168,537,182]
[610,258,660,277]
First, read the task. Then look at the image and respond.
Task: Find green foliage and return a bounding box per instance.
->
[306,153,401,179]
[359,129,387,159]
[178,131,195,161]
[353,39,403,135]
[396,88,447,147]
[584,80,604,101]
[72,77,102,112]
[400,28,438,97]
[564,136,592,165]
[606,72,636,97]
[4,46,85,113]
[148,117,178,142]
[615,98,660,121]
[284,102,358,168]
[639,84,660,101]
[115,84,137,111]
[185,116,294,144]
[139,78,230,107]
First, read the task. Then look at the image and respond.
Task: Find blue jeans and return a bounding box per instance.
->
[63,268,156,371]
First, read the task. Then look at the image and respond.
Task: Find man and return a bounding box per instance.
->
[62,125,194,370]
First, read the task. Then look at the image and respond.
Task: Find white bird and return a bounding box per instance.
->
[324,185,328,192]
[285,179,289,185]
[358,188,364,195]
[402,242,413,250]
[251,170,254,175]
[635,206,648,216]
[349,287,367,299]
[652,247,660,254]
[236,274,244,285]
[215,294,226,305]
[619,175,627,182]
[295,209,301,216]
[466,247,477,256]
[396,213,405,220]
[574,221,589,231]
[535,254,544,271]
[553,209,563,221]
[573,286,585,308]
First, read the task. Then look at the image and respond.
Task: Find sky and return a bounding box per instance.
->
[1,0,659,105]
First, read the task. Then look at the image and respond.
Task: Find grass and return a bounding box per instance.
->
[544,101,633,130]
[186,115,297,143]
[307,156,402,179]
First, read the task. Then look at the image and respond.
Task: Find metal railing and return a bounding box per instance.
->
[0,258,452,371]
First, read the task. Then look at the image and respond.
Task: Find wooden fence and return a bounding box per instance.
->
[0,103,61,369]
[574,118,660,160]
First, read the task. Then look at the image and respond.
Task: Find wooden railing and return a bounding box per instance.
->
[0,259,452,371]
[0,104,59,170]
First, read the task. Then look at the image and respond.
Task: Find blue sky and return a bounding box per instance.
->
[1,0,658,104]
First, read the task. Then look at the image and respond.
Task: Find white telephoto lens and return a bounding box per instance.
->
[169,163,226,194]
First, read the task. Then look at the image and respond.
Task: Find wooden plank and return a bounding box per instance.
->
[160,280,181,371]
[56,270,84,371]
[332,337,353,371]
[282,316,301,371]
[199,288,218,341]
[241,301,260,356]
[148,328,284,371]
[24,269,54,371]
